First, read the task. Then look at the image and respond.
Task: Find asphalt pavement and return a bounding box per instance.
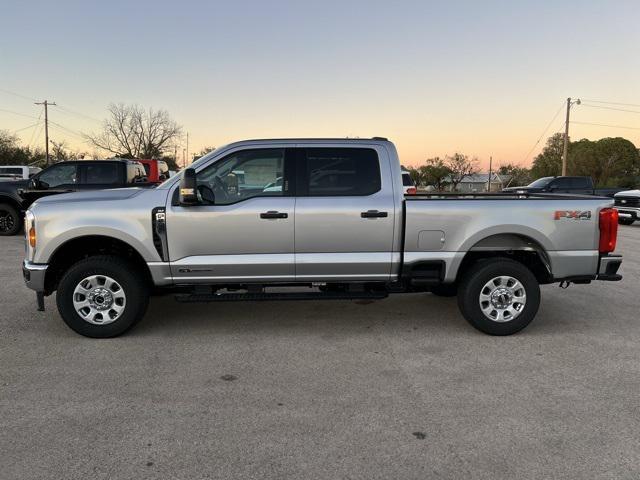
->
[1,226,639,479]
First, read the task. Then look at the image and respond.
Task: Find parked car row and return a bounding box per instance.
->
[19,138,623,338]
[0,158,173,236]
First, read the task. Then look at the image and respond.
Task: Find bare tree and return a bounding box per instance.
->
[446,153,478,191]
[85,103,182,158]
[50,140,85,162]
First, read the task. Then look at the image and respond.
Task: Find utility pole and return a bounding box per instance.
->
[35,100,56,165]
[562,97,580,176]
[186,132,189,166]
[487,156,492,192]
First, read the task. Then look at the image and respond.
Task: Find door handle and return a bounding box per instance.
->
[361,210,388,219]
[260,211,288,219]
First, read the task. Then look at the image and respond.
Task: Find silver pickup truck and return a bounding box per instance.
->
[23,138,622,338]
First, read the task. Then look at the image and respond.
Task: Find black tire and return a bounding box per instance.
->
[618,217,635,225]
[457,259,540,336]
[0,203,21,236]
[56,255,149,338]
[430,283,458,297]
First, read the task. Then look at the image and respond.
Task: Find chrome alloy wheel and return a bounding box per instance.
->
[478,275,527,323]
[72,275,126,325]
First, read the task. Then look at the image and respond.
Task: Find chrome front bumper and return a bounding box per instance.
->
[616,206,640,219]
[23,260,48,292]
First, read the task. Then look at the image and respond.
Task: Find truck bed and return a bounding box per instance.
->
[402,194,615,282]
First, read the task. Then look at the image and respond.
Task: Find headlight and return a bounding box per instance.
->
[25,210,36,259]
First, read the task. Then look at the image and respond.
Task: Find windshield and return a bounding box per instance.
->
[527,177,553,188]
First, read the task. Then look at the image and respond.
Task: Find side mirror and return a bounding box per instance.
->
[29,178,42,189]
[179,168,199,205]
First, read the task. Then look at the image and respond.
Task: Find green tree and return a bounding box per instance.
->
[570,137,639,187]
[530,133,564,178]
[0,130,45,166]
[498,163,531,187]
[420,157,452,191]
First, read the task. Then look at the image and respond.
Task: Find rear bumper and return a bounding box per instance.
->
[597,254,622,281]
[23,260,48,292]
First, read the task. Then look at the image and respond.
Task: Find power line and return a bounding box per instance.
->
[0,87,38,102]
[53,104,102,124]
[580,103,640,115]
[522,101,566,163]
[13,121,42,134]
[571,121,640,131]
[27,111,44,148]
[48,121,86,140]
[0,108,40,120]
[580,99,640,109]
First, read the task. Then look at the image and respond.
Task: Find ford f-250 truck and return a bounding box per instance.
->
[22,138,623,338]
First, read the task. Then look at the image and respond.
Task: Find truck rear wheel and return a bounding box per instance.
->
[457,259,540,335]
[56,255,149,338]
[0,203,21,236]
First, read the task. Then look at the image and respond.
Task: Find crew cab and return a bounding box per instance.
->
[0,159,148,235]
[22,138,622,338]
[614,189,640,225]
[503,176,623,197]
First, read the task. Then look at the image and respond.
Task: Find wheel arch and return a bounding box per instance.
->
[44,235,152,294]
[454,233,553,285]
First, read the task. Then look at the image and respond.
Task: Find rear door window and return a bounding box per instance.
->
[551,178,572,189]
[301,148,381,196]
[570,177,590,189]
[83,163,120,185]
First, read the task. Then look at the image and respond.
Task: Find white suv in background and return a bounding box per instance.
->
[614,190,640,225]
[0,165,41,181]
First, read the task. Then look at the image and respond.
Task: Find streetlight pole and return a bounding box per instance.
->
[562,97,581,176]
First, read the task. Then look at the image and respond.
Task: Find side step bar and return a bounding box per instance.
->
[175,290,388,303]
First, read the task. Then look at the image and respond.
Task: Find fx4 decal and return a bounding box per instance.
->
[554,210,592,220]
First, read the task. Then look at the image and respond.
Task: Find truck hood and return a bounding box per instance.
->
[614,189,640,197]
[32,187,145,206]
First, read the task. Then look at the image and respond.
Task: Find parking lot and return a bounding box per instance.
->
[0,226,638,479]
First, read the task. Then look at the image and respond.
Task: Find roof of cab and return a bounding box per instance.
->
[223,137,391,148]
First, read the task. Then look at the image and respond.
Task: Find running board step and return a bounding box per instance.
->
[174,291,388,303]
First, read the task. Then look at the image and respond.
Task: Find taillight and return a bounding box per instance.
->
[406,187,417,195]
[599,207,618,253]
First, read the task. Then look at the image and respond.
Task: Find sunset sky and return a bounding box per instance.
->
[1,0,639,169]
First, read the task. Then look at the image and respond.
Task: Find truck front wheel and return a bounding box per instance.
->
[56,255,149,338]
[457,259,540,335]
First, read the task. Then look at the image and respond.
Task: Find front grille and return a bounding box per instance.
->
[615,196,640,208]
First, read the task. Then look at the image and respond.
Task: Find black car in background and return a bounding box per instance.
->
[502,176,624,198]
[0,159,148,235]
